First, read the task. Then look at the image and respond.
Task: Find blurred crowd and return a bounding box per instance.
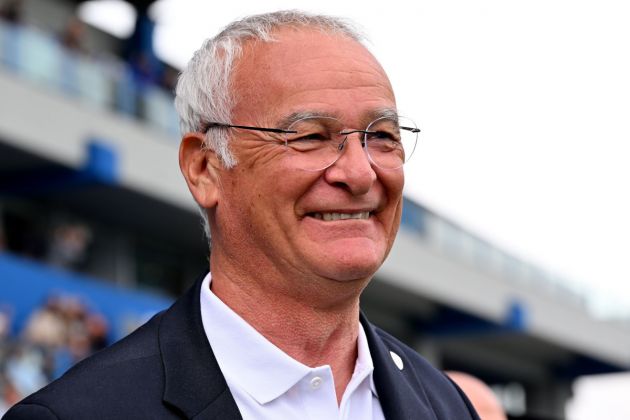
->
[1,0,87,53]
[0,295,109,415]
[0,0,184,414]
[0,0,178,91]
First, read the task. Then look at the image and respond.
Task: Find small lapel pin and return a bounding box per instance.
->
[390,351,404,370]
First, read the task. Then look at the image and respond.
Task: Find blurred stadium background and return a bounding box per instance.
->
[1,0,629,418]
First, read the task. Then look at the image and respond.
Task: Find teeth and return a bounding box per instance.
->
[312,212,370,221]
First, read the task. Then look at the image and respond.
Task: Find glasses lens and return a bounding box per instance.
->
[283,116,419,171]
[365,116,418,169]
[284,117,342,171]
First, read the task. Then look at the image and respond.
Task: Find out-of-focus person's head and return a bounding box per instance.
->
[0,305,12,339]
[447,371,507,420]
[176,11,414,296]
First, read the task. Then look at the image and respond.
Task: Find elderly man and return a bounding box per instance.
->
[5,11,479,420]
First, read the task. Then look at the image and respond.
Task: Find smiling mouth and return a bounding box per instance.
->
[308,211,372,221]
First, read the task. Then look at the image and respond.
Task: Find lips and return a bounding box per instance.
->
[308,211,371,221]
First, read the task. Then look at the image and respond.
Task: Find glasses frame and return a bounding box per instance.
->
[202,117,420,170]
[203,122,297,135]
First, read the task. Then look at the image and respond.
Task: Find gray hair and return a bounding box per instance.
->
[174,10,367,241]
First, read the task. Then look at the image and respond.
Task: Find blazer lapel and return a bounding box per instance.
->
[361,313,439,420]
[159,273,242,420]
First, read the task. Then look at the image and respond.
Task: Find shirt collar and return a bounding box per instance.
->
[199,273,377,404]
[355,317,379,397]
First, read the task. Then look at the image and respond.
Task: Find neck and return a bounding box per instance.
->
[209,253,365,403]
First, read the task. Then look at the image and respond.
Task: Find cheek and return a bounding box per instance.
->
[379,168,405,202]
[380,170,405,231]
[272,165,322,201]
[241,167,312,229]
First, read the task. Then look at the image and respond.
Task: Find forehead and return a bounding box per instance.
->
[230,27,396,125]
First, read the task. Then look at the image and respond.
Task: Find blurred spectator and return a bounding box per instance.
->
[22,296,66,348]
[123,3,163,118]
[22,294,108,361]
[60,17,87,54]
[46,223,92,270]
[62,296,91,362]
[0,375,20,416]
[0,306,12,340]
[66,323,91,363]
[85,313,108,352]
[124,6,162,86]
[0,0,22,24]
[4,345,48,398]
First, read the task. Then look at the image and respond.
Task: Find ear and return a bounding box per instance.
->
[179,132,221,210]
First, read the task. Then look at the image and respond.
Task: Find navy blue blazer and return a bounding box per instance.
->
[4,275,479,419]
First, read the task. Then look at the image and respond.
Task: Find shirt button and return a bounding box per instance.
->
[310,376,322,389]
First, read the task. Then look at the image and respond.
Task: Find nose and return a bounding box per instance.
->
[323,134,377,195]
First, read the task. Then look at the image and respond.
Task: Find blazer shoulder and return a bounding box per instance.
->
[2,402,59,420]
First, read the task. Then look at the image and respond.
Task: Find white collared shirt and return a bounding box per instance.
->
[199,273,386,420]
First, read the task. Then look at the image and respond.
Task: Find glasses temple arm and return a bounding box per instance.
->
[204,122,297,134]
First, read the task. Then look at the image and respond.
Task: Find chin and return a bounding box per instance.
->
[298,237,389,282]
[315,253,384,283]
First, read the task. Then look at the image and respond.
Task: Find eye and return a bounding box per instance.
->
[366,130,403,154]
[289,132,329,142]
[285,131,332,152]
[368,130,401,142]
[284,116,341,152]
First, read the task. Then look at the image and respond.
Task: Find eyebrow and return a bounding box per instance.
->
[371,107,399,121]
[276,107,400,129]
[276,111,340,129]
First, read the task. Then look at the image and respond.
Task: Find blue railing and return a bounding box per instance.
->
[401,198,630,321]
[0,21,180,138]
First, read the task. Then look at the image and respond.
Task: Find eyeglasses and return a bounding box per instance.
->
[203,115,420,171]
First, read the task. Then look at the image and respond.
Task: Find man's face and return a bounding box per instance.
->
[211,28,404,291]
